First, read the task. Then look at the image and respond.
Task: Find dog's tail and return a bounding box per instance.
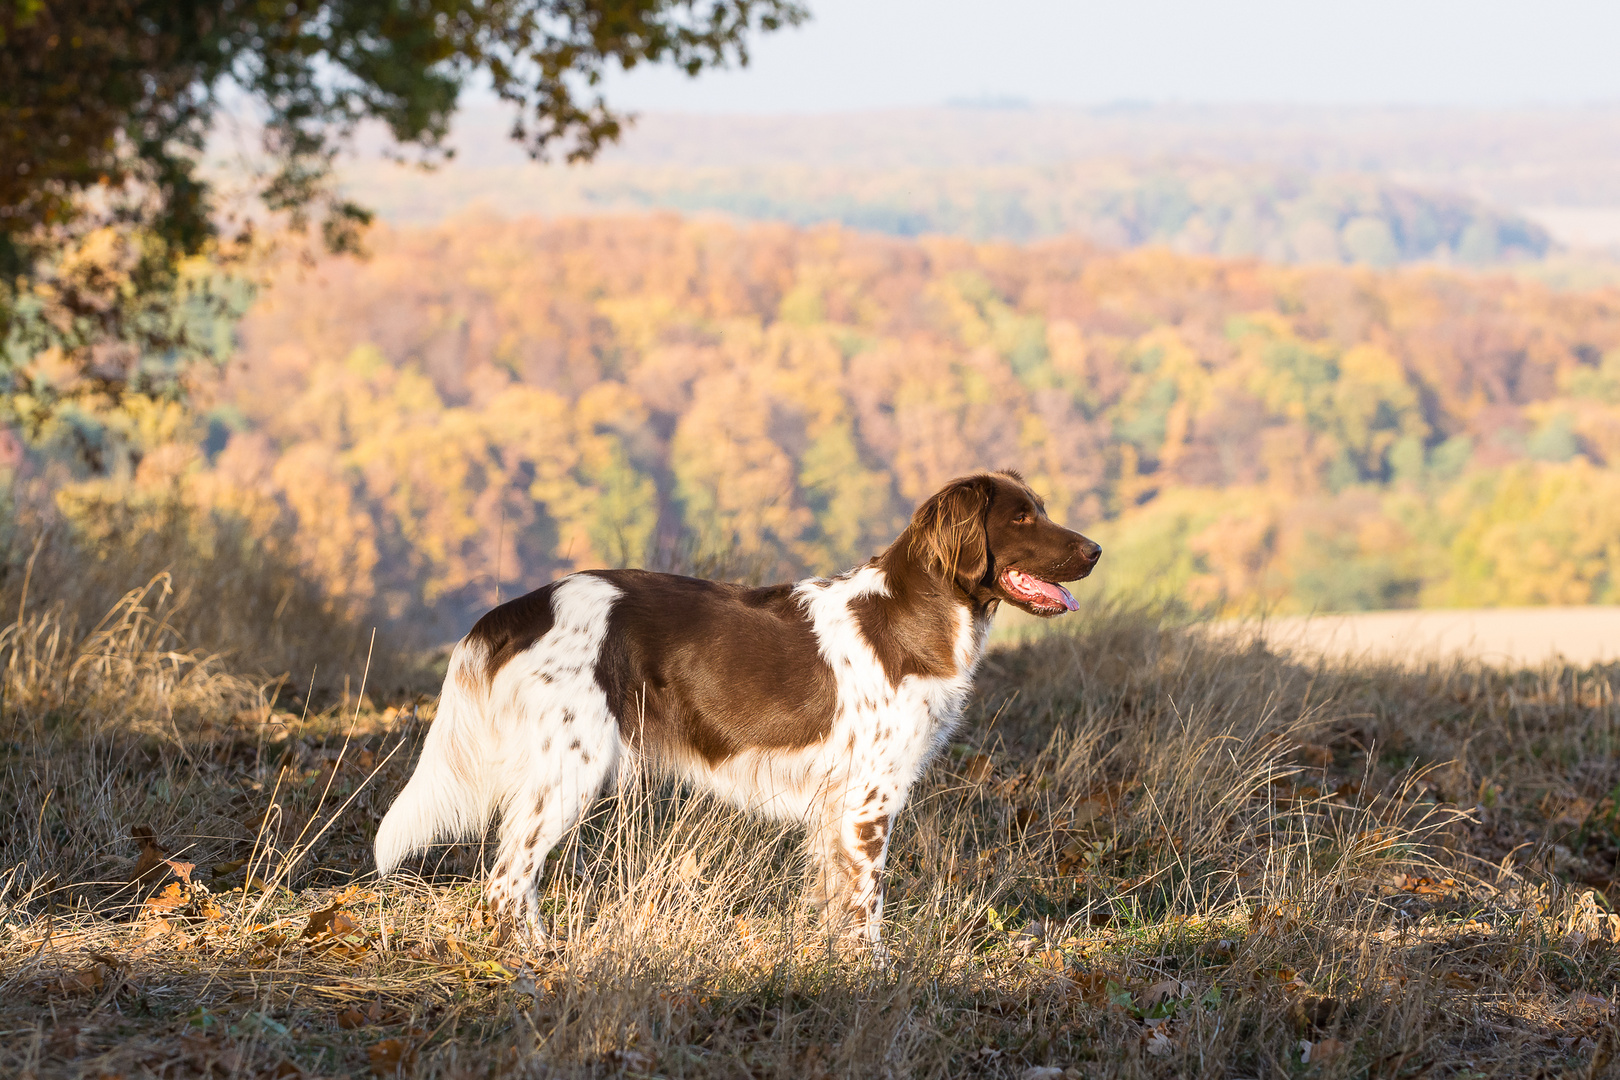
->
[375,642,503,877]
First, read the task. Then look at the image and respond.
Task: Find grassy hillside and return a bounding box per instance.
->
[4,588,1619,1078]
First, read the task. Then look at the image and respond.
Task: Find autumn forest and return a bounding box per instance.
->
[17,212,1611,642]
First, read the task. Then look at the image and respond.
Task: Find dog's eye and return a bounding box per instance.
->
[1012,511,1033,525]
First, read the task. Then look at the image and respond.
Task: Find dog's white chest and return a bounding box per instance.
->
[793,569,987,787]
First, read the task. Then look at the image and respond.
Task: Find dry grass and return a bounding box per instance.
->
[3,596,1620,1079]
[0,492,412,700]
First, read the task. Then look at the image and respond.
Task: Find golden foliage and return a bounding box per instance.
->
[57,212,1619,621]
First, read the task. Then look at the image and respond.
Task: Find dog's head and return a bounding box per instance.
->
[908,470,1101,617]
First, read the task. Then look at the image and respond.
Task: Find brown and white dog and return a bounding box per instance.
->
[375,470,1100,947]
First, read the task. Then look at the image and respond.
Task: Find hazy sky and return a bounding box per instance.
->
[598,0,1620,112]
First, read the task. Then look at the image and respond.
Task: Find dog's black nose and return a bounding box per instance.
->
[1082,540,1102,564]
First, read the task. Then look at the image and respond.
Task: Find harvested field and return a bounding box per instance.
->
[1213,607,1620,669]
[4,596,1620,1078]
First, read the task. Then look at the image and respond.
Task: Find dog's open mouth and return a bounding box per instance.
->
[1000,568,1079,614]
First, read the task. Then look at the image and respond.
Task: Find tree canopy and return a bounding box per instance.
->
[0,0,803,425]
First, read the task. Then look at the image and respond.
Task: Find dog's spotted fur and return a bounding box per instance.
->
[375,470,1100,947]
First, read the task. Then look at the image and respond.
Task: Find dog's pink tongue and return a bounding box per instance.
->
[1013,571,1078,611]
[1033,578,1079,612]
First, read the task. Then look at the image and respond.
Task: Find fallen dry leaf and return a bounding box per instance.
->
[303,902,364,943]
[338,1006,367,1029]
[676,849,701,885]
[56,964,105,995]
[128,825,167,885]
[1141,978,1188,1009]
[143,882,189,915]
[1253,906,1301,936]
[1570,990,1613,1013]
[177,1032,243,1074]
[1391,874,1457,897]
[1068,801,1105,833]
[1035,948,1067,971]
[1300,1037,1346,1064]
[368,1038,414,1076]
[1292,995,1343,1032]
[962,753,995,784]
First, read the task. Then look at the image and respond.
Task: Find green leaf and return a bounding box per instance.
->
[1106,981,1136,1012]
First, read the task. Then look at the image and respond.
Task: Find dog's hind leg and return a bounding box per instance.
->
[486,705,620,941]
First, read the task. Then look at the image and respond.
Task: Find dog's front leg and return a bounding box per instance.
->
[810,787,898,956]
[846,809,893,950]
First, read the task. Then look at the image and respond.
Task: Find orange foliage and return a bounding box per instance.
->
[143,213,1620,624]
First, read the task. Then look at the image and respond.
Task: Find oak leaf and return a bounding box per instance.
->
[144,882,189,915]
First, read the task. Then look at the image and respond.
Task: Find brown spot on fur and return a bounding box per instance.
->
[590,571,838,764]
[856,816,889,862]
[569,739,581,751]
[465,582,559,681]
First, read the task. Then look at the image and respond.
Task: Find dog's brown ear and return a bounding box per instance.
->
[909,476,991,590]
